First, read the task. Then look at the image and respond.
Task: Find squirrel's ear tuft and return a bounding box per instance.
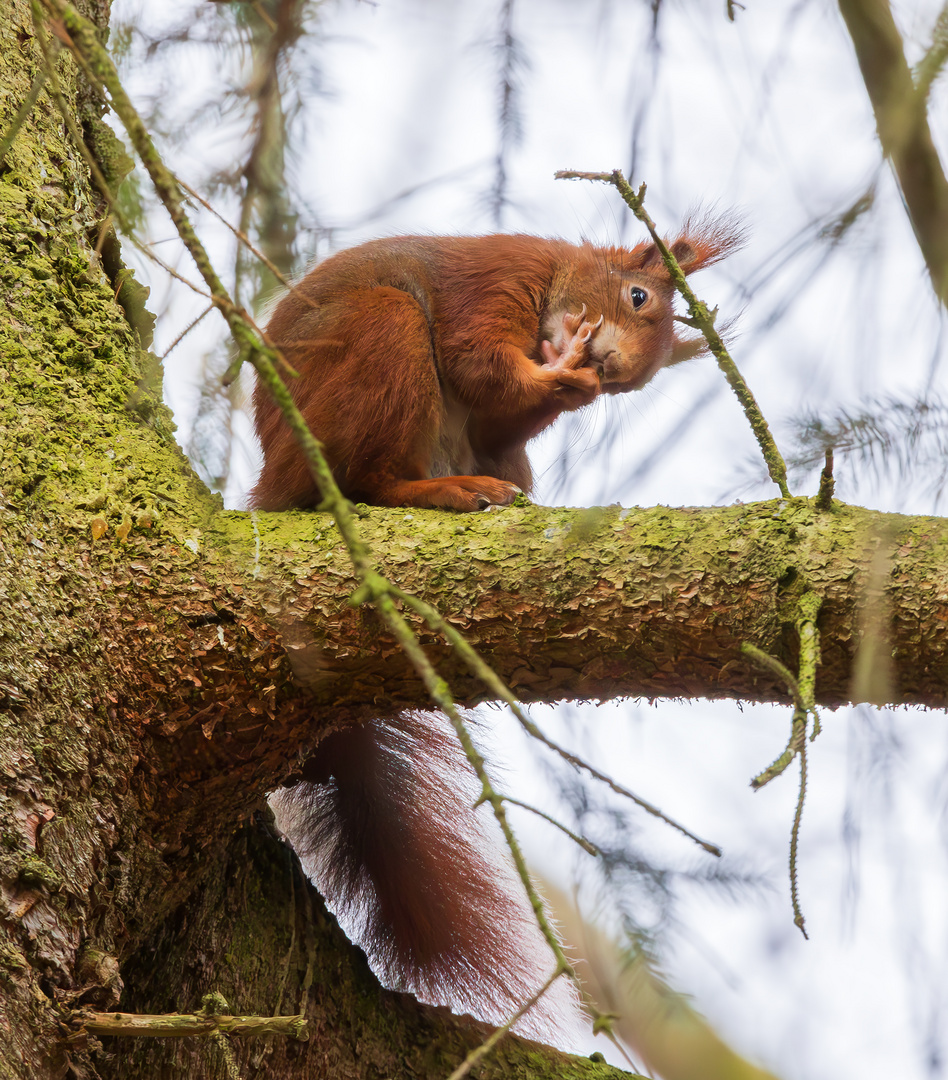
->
[671,213,746,274]
[631,214,746,277]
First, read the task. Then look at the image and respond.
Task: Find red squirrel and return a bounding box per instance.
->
[257,227,738,1030]
[251,228,737,512]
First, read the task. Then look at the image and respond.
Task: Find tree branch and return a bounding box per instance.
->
[838,0,948,302]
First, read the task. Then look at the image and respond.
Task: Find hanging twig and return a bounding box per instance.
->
[743,591,822,937]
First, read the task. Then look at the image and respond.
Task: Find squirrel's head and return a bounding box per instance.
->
[543,218,744,393]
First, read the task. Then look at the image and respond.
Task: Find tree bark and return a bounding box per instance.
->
[98,818,620,1080]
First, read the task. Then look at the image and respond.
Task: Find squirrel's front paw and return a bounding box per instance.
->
[552,364,600,406]
[541,305,604,372]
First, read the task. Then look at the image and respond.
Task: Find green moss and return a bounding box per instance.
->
[0,943,28,974]
[0,59,215,540]
[83,113,134,193]
[17,855,62,892]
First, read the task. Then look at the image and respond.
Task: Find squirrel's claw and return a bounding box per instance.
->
[579,315,604,345]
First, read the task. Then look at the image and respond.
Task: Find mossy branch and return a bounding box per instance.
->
[555,168,791,499]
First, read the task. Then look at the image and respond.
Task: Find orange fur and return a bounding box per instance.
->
[271,714,560,1031]
[251,228,739,511]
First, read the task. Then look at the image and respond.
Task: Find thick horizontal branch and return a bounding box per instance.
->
[28,495,946,829]
[202,497,945,713]
[17,490,938,840]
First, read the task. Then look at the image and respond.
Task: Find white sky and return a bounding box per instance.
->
[110,1,948,1076]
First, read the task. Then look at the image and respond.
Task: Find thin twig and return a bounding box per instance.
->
[746,592,821,935]
[750,704,806,790]
[391,585,722,857]
[180,178,292,292]
[178,177,321,330]
[741,642,804,709]
[0,68,47,166]
[446,969,562,1080]
[914,3,948,100]
[789,739,808,939]
[500,797,600,856]
[746,592,822,789]
[556,168,791,498]
[159,304,214,362]
[129,240,214,301]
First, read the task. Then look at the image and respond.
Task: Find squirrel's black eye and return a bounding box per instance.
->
[630,286,648,309]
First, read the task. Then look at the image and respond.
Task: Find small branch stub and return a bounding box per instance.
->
[73,1009,310,1041]
[815,447,835,510]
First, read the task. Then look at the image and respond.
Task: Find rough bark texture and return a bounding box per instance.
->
[102,819,623,1080]
[0,3,946,1079]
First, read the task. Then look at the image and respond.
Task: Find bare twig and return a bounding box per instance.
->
[500,797,600,856]
[181,178,293,292]
[74,1009,309,1040]
[159,304,214,362]
[556,168,791,498]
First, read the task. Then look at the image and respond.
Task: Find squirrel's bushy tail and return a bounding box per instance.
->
[271,712,565,1032]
